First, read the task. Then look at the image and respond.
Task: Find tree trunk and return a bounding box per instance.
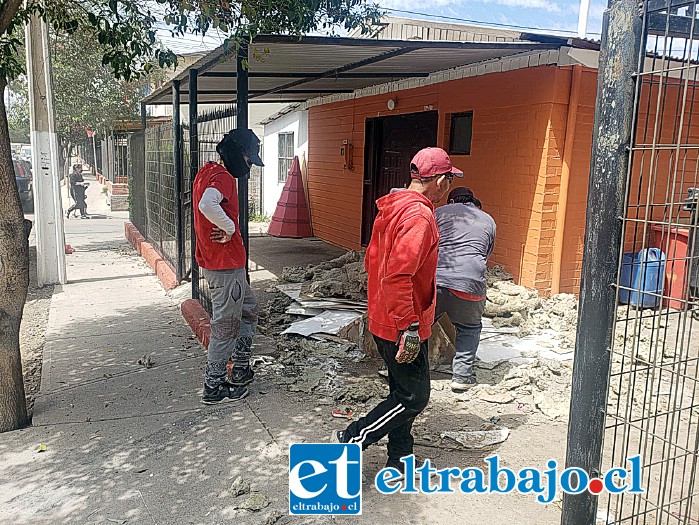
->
[0,74,30,432]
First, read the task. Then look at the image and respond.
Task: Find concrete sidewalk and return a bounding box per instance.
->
[1,174,293,525]
[2,173,565,525]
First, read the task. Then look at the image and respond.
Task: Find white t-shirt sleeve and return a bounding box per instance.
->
[198,187,236,235]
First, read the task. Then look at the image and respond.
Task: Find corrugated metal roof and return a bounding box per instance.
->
[143,34,567,105]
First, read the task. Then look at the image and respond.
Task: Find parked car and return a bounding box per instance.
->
[19,144,32,166]
[14,159,34,212]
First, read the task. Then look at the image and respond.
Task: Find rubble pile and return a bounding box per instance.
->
[281,251,367,300]
[268,336,364,394]
[613,308,673,363]
[462,358,574,420]
[486,266,579,348]
[257,292,294,336]
[520,293,579,349]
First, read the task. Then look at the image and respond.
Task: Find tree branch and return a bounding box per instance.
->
[0,0,22,36]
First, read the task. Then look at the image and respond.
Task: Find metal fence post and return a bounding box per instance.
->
[561,0,643,523]
[237,36,250,276]
[173,79,184,283]
[189,68,199,300]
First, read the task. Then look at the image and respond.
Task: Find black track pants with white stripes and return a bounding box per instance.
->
[344,335,431,460]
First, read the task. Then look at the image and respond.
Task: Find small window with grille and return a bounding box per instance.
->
[448,111,473,156]
[278,132,294,183]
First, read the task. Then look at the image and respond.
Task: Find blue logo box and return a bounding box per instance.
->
[289,443,362,515]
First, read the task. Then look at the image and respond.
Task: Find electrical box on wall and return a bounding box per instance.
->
[341,139,354,170]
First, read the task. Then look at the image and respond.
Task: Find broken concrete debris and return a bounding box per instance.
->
[233,492,270,511]
[441,428,510,449]
[334,380,387,404]
[270,253,686,429]
[461,358,574,421]
[230,476,251,497]
[281,251,367,300]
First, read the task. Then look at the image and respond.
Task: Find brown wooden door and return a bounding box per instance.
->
[362,111,438,246]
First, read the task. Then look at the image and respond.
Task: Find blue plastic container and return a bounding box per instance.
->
[619,248,666,308]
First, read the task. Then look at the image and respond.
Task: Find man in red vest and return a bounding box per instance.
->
[334,147,462,475]
[192,129,263,404]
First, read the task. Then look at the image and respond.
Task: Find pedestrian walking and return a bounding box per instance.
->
[334,147,461,474]
[66,163,89,218]
[193,129,263,404]
[434,187,496,392]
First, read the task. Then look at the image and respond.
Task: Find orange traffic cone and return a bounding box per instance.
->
[267,156,312,238]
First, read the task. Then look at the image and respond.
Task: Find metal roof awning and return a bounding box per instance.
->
[143,34,568,105]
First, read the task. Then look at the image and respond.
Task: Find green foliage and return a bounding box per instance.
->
[48,30,152,143]
[6,78,29,142]
[0,1,383,84]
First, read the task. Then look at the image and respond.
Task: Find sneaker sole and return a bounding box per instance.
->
[450,383,476,392]
[201,388,249,405]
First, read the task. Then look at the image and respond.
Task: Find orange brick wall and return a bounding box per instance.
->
[557,72,699,294]
[307,64,699,295]
[308,66,564,292]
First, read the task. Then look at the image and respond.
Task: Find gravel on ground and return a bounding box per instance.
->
[20,247,53,418]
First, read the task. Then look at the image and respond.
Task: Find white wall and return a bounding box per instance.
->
[262,109,308,217]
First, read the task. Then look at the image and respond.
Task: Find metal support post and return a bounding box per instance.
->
[172,80,184,282]
[237,37,250,275]
[561,0,643,523]
[189,69,199,299]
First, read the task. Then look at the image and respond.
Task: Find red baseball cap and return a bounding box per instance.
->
[410,147,464,180]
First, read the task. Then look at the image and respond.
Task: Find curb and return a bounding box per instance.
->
[181,299,211,350]
[123,221,178,291]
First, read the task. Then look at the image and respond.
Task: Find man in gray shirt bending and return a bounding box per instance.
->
[435,187,496,392]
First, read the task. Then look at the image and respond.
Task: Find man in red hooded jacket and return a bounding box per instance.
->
[334,147,462,474]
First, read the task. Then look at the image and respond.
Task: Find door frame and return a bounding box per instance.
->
[361,110,439,246]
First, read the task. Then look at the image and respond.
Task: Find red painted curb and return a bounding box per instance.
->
[181,298,211,349]
[123,221,178,291]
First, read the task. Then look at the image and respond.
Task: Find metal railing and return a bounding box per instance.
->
[144,122,179,271]
[603,2,699,522]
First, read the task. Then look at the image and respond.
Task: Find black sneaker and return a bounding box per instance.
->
[202,383,249,405]
[450,375,477,392]
[331,430,349,443]
[228,366,254,387]
[377,365,389,378]
[385,458,406,480]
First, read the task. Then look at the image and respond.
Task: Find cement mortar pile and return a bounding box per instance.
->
[486,266,579,348]
[281,251,367,300]
[463,358,574,420]
[281,256,582,344]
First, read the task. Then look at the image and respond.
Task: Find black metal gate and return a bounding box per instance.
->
[564,1,699,523]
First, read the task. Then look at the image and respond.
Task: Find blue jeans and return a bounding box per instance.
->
[453,322,482,379]
[435,287,485,380]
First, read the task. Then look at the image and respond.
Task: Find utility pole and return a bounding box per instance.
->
[578,0,590,38]
[25,9,67,286]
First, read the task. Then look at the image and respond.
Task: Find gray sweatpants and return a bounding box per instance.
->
[202,267,258,388]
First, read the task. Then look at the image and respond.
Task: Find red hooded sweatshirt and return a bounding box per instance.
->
[365,189,440,342]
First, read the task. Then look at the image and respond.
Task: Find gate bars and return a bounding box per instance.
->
[564,0,699,523]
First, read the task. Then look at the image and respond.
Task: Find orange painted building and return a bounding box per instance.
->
[305,62,698,296]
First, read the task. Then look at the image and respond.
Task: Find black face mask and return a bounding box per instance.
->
[217,136,250,179]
